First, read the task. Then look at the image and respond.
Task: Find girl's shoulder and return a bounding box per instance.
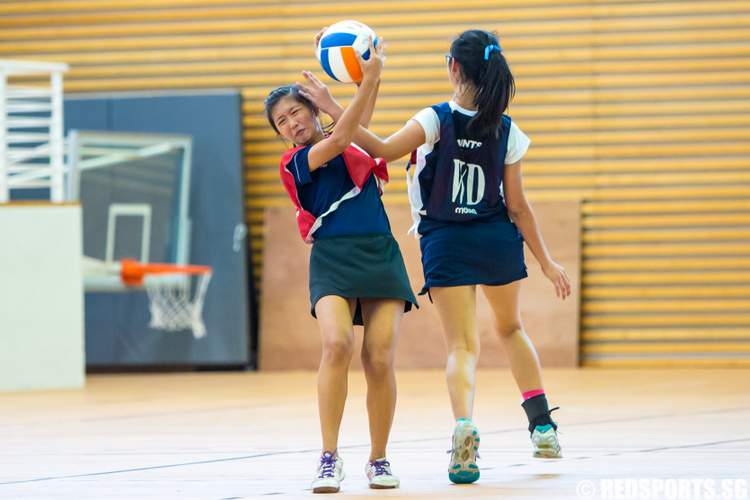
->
[430,101,452,117]
[280,144,311,168]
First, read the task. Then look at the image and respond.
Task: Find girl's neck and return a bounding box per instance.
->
[452,88,476,111]
[305,128,326,146]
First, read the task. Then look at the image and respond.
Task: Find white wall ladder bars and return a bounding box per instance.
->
[0,59,69,202]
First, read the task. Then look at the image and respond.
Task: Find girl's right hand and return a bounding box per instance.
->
[542,260,572,300]
[358,36,384,84]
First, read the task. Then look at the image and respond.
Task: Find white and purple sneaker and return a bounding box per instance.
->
[312,451,344,494]
[365,458,400,489]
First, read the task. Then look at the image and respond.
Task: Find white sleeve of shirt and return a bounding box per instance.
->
[410,107,440,147]
[409,106,531,164]
[506,121,531,165]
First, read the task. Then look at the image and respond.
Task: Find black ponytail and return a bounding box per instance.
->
[449,29,515,139]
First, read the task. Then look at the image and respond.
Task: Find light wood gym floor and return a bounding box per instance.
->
[1,369,748,499]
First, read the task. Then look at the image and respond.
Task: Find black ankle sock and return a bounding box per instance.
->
[521,394,559,433]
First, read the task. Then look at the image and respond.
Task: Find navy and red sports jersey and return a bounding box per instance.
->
[280,143,390,241]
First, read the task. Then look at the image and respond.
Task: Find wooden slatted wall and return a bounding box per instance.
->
[3,0,748,366]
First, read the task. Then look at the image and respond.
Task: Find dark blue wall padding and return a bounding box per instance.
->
[65,91,251,367]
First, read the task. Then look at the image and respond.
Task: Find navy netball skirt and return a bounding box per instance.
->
[419,220,528,295]
[309,233,418,326]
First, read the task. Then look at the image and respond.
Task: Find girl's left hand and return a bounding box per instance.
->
[542,260,572,300]
[297,70,340,118]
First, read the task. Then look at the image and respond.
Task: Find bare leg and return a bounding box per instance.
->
[481,282,543,393]
[430,286,479,420]
[314,295,357,453]
[360,299,403,461]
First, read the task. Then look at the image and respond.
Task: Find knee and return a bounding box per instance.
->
[362,347,394,377]
[495,320,523,338]
[447,332,480,358]
[455,343,480,360]
[321,334,354,366]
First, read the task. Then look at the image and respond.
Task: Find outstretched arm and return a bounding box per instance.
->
[352,120,425,162]
[299,78,425,163]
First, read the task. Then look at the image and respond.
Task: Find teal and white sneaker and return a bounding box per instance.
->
[312,451,345,493]
[531,424,562,458]
[447,418,480,484]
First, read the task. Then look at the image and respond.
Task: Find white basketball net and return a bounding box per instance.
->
[144,271,212,339]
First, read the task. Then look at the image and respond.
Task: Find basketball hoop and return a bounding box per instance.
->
[121,259,212,339]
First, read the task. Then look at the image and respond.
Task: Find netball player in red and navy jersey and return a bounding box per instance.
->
[265,39,416,493]
[304,29,571,484]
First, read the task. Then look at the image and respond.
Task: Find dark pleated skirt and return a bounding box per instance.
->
[309,233,418,326]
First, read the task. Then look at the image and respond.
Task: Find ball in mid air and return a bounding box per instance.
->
[316,20,379,83]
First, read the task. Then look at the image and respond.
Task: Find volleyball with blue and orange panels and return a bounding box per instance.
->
[316,20,379,83]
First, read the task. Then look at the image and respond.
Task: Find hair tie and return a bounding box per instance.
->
[484,43,501,60]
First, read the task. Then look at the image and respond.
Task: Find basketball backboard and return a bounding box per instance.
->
[66,130,193,292]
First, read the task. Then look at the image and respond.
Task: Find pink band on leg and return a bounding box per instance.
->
[522,389,545,401]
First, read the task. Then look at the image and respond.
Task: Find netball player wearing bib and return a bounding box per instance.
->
[265,39,417,493]
[303,29,571,485]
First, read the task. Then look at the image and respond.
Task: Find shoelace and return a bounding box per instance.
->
[318,454,336,478]
[371,459,391,476]
[446,448,481,460]
[530,406,561,433]
[550,407,562,434]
